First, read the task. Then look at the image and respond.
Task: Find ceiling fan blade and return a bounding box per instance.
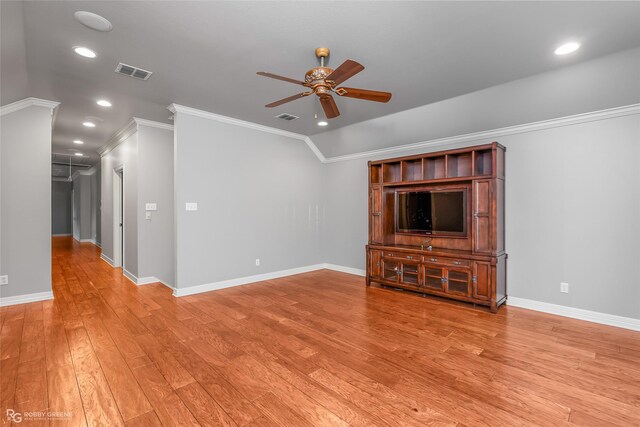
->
[337,87,392,103]
[265,93,308,108]
[320,95,340,119]
[257,72,305,86]
[325,60,364,86]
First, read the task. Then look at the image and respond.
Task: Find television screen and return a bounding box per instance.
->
[396,190,466,234]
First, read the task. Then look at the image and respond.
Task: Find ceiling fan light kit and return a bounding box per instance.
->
[258,47,392,120]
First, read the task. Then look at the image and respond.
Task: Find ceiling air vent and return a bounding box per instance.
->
[115,62,153,80]
[275,113,299,121]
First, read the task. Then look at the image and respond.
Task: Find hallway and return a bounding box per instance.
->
[1,237,639,426]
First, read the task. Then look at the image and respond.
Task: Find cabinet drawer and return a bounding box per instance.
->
[383,252,421,262]
[423,256,470,268]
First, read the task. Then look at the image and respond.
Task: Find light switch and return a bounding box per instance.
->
[185,202,198,211]
[145,203,157,211]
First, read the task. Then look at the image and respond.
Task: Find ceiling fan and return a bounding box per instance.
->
[257,47,392,120]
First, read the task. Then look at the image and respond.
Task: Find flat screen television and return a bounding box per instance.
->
[396,189,467,235]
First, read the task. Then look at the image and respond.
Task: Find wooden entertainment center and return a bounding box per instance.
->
[366,142,507,312]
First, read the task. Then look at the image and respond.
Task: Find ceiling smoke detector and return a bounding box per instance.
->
[115,63,153,81]
[275,113,299,121]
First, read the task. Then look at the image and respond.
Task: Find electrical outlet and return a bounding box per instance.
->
[0,275,8,286]
[255,259,260,267]
[145,212,152,220]
[560,282,569,293]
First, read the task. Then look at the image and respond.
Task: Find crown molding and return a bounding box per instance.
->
[168,103,308,142]
[98,119,137,157]
[133,117,174,131]
[321,103,640,163]
[0,97,60,117]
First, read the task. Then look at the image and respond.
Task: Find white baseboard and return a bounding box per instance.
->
[173,264,327,297]
[100,253,115,267]
[52,233,72,237]
[322,263,366,277]
[508,296,640,332]
[137,276,161,285]
[0,291,54,307]
[123,269,137,285]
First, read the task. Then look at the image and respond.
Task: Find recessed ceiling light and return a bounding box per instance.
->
[74,11,113,32]
[318,121,328,126]
[73,46,97,58]
[74,153,83,156]
[554,42,580,55]
[96,100,111,107]
[82,121,96,127]
[73,140,84,144]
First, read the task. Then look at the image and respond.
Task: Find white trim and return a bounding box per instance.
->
[173,264,327,297]
[100,253,115,267]
[137,276,161,285]
[168,103,309,142]
[52,177,72,182]
[123,269,137,285]
[52,233,72,237]
[98,120,137,157]
[133,117,174,131]
[321,103,640,163]
[508,297,640,332]
[0,97,60,116]
[166,103,639,164]
[303,137,326,162]
[0,291,54,307]
[322,263,366,277]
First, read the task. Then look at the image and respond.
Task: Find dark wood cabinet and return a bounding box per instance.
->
[366,142,507,312]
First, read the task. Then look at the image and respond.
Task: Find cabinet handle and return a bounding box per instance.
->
[430,258,437,262]
[407,256,413,259]
[377,261,380,267]
[372,212,381,216]
[453,261,462,265]
[472,275,477,283]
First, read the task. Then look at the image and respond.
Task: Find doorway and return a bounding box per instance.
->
[113,167,124,268]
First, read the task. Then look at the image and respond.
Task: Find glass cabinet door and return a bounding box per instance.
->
[423,266,444,291]
[400,263,420,286]
[447,269,470,295]
[382,259,400,282]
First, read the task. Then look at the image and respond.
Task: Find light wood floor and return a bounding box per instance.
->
[1,237,639,426]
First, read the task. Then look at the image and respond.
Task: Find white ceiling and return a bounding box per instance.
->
[2,1,639,165]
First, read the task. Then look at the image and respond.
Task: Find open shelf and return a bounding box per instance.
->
[474,149,493,176]
[446,153,472,178]
[370,164,382,184]
[382,162,401,183]
[401,159,423,182]
[423,156,446,180]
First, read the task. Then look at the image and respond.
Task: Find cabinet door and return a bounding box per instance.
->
[423,265,444,292]
[473,180,492,254]
[472,261,491,300]
[381,259,400,283]
[370,250,382,279]
[446,269,471,296]
[400,262,420,287]
[370,186,383,243]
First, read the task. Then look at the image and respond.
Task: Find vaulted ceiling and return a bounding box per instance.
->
[2,1,639,165]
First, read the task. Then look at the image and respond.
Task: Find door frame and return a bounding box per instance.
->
[113,166,125,268]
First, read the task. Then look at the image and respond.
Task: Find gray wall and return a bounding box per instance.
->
[173,113,323,289]
[321,114,640,320]
[101,131,138,276]
[137,125,174,285]
[0,104,53,299]
[72,173,93,241]
[311,47,640,159]
[52,180,72,235]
